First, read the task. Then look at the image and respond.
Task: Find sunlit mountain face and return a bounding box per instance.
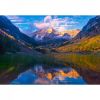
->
[6,15,94,38]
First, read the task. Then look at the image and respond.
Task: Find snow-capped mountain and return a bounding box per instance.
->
[32,28,71,42]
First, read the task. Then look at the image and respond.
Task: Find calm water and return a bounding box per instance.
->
[0,53,100,84]
[11,64,86,84]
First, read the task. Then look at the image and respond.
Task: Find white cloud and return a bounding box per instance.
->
[34,16,78,31]
[58,26,65,32]
[34,22,49,29]
[15,22,30,25]
[7,16,23,23]
[44,15,52,23]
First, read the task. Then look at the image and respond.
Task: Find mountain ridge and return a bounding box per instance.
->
[75,16,100,39]
[56,16,100,53]
[0,16,37,46]
[0,16,39,54]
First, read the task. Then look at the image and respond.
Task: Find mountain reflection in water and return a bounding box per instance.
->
[11,65,86,84]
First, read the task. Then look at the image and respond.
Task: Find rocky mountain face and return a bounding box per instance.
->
[75,16,100,39]
[32,28,71,44]
[32,28,57,41]
[0,16,37,46]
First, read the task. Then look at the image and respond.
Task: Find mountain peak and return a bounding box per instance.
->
[32,28,72,42]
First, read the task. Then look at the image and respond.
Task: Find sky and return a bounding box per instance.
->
[7,15,95,36]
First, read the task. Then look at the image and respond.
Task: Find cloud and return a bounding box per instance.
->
[34,16,52,29]
[7,16,36,35]
[15,22,30,25]
[7,16,23,23]
[7,16,20,20]
[34,16,79,31]
[34,22,50,29]
[58,26,65,32]
[44,15,52,22]
[7,15,79,35]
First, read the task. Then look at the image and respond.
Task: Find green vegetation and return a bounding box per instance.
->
[56,35,100,53]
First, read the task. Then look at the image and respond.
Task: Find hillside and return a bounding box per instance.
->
[0,16,37,46]
[0,16,40,54]
[0,29,20,54]
[0,29,38,54]
[56,16,100,53]
[56,35,100,53]
[75,16,100,39]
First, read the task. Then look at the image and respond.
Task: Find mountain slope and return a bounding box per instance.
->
[0,28,40,54]
[32,28,71,46]
[32,28,57,41]
[75,16,100,39]
[0,29,20,54]
[56,35,100,53]
[0,16,41,54]
[56,16,100,53]
[32,28,71,41]
[0,16,37,46]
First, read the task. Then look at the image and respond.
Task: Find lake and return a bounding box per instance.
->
[0,53,100,84]
[11,64,86,84]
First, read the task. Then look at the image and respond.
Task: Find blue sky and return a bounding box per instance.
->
[7,15,95,36]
